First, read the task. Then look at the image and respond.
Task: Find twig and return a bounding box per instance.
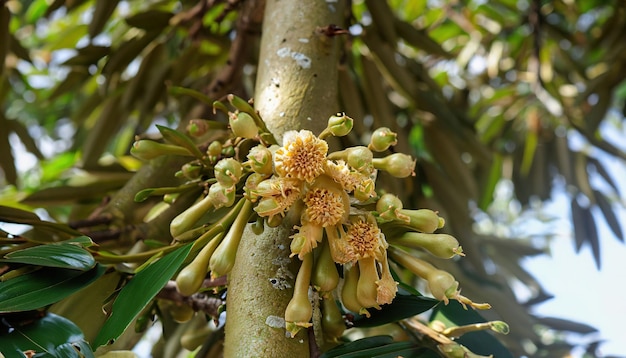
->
[157,280,224,317]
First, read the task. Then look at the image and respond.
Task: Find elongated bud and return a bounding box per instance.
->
[311,239,339,293]
[209,200,252,277]
[229,112,259,139]
[388,247,457,303]
[356,257,381,312]
[391,232,463,258]
[372,153,416,178]
[170,194,214,238]
[321,294,346,341]
[400,209,442,233]
[247,145,273,175]
[243,173,267,202]
[214,158,243,187]
[340,264,363,315]
[176,234,223,296]
[131,140,192,160]
[368,127,398,152]
[285,253,314,337]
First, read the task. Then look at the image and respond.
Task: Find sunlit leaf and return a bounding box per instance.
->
[0,241,95,270]
[93,243,192,347]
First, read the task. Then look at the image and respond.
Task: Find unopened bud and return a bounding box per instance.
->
[131,140,191,160]
[187,119,209,137]
[207,183,236,209]
[327,112,354,137]
[181,163,202,180]
[207,141,222,157]
[346,146,373,173]
[368,127,398,152]
[229,112,259,139]
[214,158,243,187]
[373,153,415,178]
[247,145,273,175]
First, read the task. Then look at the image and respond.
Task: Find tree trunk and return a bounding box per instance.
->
[224,0,345,356]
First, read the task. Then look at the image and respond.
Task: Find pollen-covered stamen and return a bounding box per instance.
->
[275,130,328,182]
[304,187,346,227]
[346,219,382,259]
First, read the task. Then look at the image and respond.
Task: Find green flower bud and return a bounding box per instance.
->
[346,146,373,173]
[247,145,273,175]
[243,173,267,202]
[356,257,381,311]
[176,234,222,296]
[311,239,339,293]
[181,163,202,180]
[321,294,346,341]
[207,183,236,209]
[187,119,209,137]
[368,127,398,152]
[170,194,214,238]
[323,112,354,138]
[209,200,252,277]
[341,264,366,316]
[285,253,314,337]
[131,140,192,160]
[391,232,462,258]
[214,158,243,187]
[376,193,405,222]
[221,145,235,158]
[229,112,259,139]
[207,141,222,157]
[372,153,416,178]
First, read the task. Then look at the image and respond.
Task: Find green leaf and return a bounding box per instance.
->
[0,265,105,313]
[156,125,205,160]
[352,287,439,328]
[0,313,94,358]
[93,243,193,347]
[431,300,513,358]
[0,242,95,270]
[322,336,426,358]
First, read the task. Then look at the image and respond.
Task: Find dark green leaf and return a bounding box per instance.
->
[593,189,624,242]
[535,316,597,334]
[0,242,95,270]
[125,10,173,30]
[0,313,94,358]
[93,243,192,347]
[0,265,105,313]
[321,336,394,358]
[352,288,438,327]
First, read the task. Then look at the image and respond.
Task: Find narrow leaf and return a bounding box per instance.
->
[0,265,105,312]
[156,125,205,160]
[593,189,624,242]
[535,316,597,334]
[93,243,192,347]
[352,288,439,327]
[321,336,394,358]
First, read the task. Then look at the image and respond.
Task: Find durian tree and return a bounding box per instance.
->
[1,0,624,357]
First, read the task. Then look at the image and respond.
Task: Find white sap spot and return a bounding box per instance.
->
[279,112,285,117]
[276,47,291,58]
[278,244,285,250]
[276,47,312,69]
[298,38,309,43]
[265,315,285,328]
[291,52,311,68]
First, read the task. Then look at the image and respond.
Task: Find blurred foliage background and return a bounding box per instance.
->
[1,0,626,357]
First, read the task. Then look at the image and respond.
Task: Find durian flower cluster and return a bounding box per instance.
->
[144,95,487,342]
